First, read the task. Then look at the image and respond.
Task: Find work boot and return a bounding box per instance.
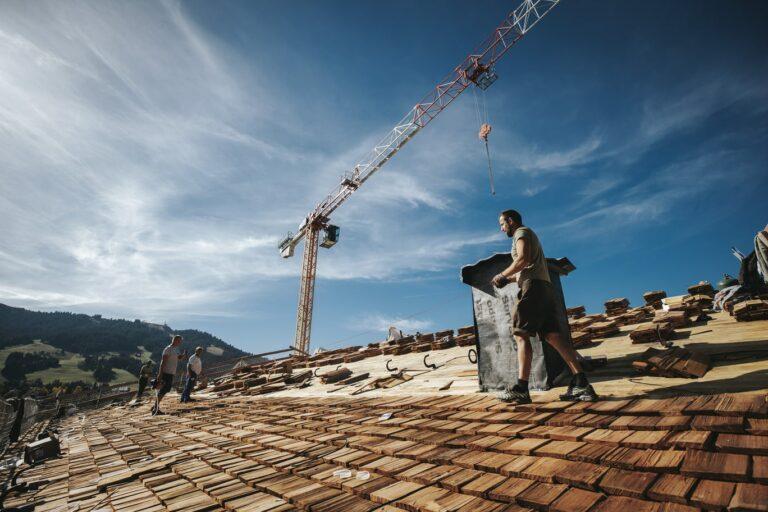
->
[498,384,531,404]
[559,374,598,402]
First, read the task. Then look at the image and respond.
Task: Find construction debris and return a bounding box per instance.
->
[630,321,675,344]
[732,299,768,321]
[632,346,710,378]
[318,367,353,384]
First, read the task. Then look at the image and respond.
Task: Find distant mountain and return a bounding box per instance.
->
[0,303,251,365]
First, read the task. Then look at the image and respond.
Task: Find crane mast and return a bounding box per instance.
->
[280,0,561,355]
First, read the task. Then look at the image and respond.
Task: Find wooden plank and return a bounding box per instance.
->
[368,481,424,504]
[590,495,662,512]
[728,482,768,512]
[460,472,507,498]
[680,449,750,482]
[646,473,697,504]
[550,487,605,512]
[715,434,768,455]
[689,479,736,510]
[516,482,568,509]
[598,467,658,498]
[486,476,535,503]
[754,456,768,484]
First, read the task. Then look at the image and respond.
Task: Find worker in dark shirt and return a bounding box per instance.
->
[493,209,598,404]
[135,361,153,400]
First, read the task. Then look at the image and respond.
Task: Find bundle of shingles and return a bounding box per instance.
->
[643,290,667,309]
[683,293,714,312]
[732,299,768,321]
[566,305,586,319]
[653,310,691,329]
[663,295,703,319]
[585,319,619,338]
[570,330,592,348]
[569,313,605,333]
[431,330,456,350]
[613,307,648,326]
[455,325,477,346]
[629,321,675,344]
[604,297,630,316]
[688,281,716,297]
[632,346,710,378]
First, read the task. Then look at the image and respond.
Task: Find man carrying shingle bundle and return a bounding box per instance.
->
[492,209,598,404]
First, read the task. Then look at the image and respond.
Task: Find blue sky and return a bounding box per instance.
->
[0,0,766,354]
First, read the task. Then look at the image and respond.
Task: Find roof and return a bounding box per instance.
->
[4,312,768,512]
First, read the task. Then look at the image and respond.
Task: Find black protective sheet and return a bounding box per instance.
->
[461,253,572,392]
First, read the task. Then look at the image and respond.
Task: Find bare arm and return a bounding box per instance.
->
[502,237,530,281]
[493,237,529,287]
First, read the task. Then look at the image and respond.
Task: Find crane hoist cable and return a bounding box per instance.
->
[473,86,495,195]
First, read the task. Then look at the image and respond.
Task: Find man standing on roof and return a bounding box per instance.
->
[492,209,598,404]
[180,346,203,403]
[151,335,187,415]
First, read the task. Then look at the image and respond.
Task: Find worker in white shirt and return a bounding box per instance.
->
[180,346,204,403]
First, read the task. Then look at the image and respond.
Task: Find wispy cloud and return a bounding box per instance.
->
[346,314,433,336]
[551,149,756,240]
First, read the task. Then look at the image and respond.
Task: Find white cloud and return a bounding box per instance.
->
[346,314,433,336]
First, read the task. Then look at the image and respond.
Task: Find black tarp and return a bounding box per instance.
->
[460,254,573,392]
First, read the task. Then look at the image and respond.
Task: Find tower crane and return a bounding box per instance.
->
[279,0,561,355]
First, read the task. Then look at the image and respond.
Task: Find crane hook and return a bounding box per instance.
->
[478,123,495,196]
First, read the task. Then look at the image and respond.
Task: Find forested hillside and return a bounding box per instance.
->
[0,304,251,386]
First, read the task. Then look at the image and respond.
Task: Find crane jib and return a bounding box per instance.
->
[283,0,562,354]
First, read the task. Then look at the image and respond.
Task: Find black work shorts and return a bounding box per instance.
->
[512,279,561,338]
[157,372,174,396]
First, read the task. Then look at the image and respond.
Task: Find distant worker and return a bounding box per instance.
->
[135,361,153,400]
[492,209,598,404]
[180,346,204,403]
[151,335,187,415]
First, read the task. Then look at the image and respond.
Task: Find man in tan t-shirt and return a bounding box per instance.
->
[492,209,598,404]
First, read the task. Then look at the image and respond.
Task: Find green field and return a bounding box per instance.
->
[0,341,137,385]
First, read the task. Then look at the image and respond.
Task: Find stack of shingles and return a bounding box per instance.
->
[653,309,692,329]
[212,365,312,396]
[663,296,707,321]
[630,321,675,344]
[455,325,477,347]
[732,299,768,322]
[569,314,600,344]
[643,290,667,310]
[566,305,586,319]
[570,330,593,348]
[605,297,630,317]
[684,294,714,312]
[632,346,711,378]
[431,330,456,350]
[586,318,620,338]
[614,308,648,327]
[570,314,602,332]
[688,281,716,297]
